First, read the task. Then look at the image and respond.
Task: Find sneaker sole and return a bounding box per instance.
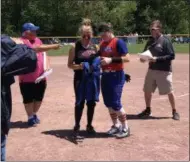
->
[115,129,130,139]
[115,133,130,139]
[172,117,180,120]
[106,131,120,136]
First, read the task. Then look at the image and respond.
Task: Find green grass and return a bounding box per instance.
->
[173,43,189,53]
[47,45,72,56]
[47,43,189,56]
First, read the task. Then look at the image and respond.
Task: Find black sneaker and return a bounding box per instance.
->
[86,125,96,135]
[72,125,84,140]
[137,108,151,118]
[73,125,79,136]
[172,111,180,120]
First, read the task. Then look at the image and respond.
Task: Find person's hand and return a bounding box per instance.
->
[11,37,24,44]
[140,58,146,63]
[53,44,62,50]
[79,63,83,70]
[101,57,112,65]
[149,57,157,63]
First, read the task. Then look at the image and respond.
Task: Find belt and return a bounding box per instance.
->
[103,70,116,73]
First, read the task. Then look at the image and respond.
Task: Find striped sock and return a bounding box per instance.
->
[110,113,120,127]
[118,114,128,130]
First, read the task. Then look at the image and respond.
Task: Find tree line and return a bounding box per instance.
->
[1,0,189,36]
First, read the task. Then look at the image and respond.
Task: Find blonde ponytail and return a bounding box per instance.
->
[79,18,93,35]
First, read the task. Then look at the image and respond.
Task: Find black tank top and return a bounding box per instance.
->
[74,40,98,79]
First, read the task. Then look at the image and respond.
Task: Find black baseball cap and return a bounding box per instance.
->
[98,22,113,33]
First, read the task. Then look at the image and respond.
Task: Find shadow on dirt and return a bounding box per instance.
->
[10,121,30,129]
[42,129,113,145]
[127,114,171,120]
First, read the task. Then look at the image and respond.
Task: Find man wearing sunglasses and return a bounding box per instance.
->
[138,20,180,120]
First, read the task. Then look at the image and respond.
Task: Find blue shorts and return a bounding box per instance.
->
[101,70,125,111]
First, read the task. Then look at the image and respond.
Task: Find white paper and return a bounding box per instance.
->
[43,52,47,70]
[138,50,153,61]
[35,69,53,84]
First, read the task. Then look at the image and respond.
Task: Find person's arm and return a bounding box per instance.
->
[67,45,83,70]
[33,44,61,52]
[11,37,61,52]
[101,39,130,65]
[113,39,130,63]
[149,38,175,63]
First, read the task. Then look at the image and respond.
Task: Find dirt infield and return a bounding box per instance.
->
[7,54,189,161]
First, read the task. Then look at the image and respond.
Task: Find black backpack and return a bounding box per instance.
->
[1,35,37,76]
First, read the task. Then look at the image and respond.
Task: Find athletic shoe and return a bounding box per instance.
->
[106,125,120,135]
[72,125,84,140]
[115,127,130,139]
[172,111,180,120]
[137,108,151,118]
[28,117,37,127]
[86,125,96,135]
[33,114,40,124]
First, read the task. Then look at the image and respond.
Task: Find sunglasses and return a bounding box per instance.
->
[150,28,159,31]
[82,35,91,39]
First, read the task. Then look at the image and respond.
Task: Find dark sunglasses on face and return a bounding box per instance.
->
[82,35,91,39]
[151,28,159,31]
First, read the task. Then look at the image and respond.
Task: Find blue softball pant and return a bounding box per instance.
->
[101,70,125,111]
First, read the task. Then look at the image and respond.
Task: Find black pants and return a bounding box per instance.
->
[74,74,96,129]
[19,81,47,104]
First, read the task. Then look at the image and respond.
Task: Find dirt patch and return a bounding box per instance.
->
[7,54,189,161]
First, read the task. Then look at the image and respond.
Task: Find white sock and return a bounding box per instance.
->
[122,122,129,130]
[28,115,34,120]
[114,120,120,128]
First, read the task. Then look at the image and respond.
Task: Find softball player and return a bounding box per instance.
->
[98,22,130,138]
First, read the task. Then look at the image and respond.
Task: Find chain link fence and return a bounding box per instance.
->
[40,34,190,45]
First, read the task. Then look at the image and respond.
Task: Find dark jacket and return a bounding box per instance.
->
[1,35,37,134]
[144,35,175,72]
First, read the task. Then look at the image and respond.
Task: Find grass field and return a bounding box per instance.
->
[47,43,189,56]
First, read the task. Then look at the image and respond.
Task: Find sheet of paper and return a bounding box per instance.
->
[138,50,153,61]
[43,52,47,70]
[35,69,53,84]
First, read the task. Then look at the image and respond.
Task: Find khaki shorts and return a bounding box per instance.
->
[143,69,173,95]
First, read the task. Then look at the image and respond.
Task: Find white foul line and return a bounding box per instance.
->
[153,93,189,101]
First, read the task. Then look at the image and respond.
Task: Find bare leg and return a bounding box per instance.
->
[168,92,176,111]
[144,92,152,108]
[24,102,34,118]
[168,92,180,120]
[137,92,152,117]
[33,101,42,114]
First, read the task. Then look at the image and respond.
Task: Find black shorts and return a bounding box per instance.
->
[19,80,47,104]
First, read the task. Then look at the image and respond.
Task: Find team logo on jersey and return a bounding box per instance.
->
[156,43,162,48]
[79,50,96,58]
[103,46,112,53]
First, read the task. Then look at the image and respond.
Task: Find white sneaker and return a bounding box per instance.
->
[115,128,130,139]
[107,125,121,135]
